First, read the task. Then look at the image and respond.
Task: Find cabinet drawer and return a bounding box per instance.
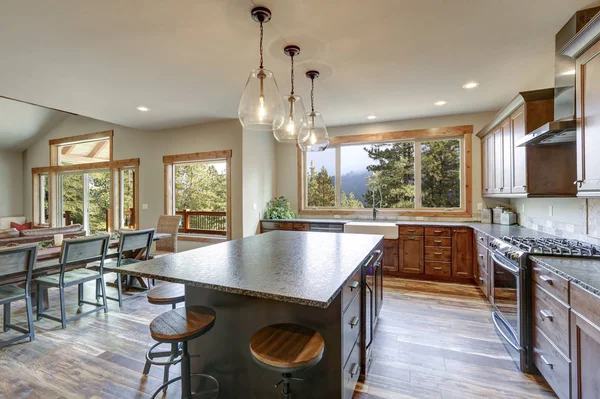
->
[342,338,361,399]
[425,261,451,277]
[532,262,569,304]
[534,284,571,358]
[292,222,310,231]
[476,242,488,272]
[571,282,600,327]
[424,237,451,247]
[477,265,489,298]
[475,230,488,247]
[342,268,361,313]
[425,227,451,237]
[261,221,292,231]
[342,290,361,367]
[399,226,424,236]
[425,246,452,262]
[533,327,571,399]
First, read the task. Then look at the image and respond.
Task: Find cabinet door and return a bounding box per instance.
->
[486,134,495,194]
[511,106,527,193]
[451,228,473,278]
[577,40,600,195]
[501,118,512,193]
[399,236,423,274]
[494,129,504,193]
[383,239,399,273]
[482,137,489,195]
[571,310,600,398]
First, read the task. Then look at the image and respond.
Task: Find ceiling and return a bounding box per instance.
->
[0,0,597,134]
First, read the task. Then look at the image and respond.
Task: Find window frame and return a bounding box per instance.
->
[163,150,232,241]
[298,125,473,217]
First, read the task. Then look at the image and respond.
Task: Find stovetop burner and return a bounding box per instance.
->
[502,236,600,258]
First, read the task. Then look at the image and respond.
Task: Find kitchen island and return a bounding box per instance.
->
[116,230,383,398]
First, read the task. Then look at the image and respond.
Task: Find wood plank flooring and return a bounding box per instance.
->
[0,277,556,398]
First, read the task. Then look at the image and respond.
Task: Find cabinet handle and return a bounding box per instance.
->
[479,277,485,281]
[433,267,443,271]
[407,229,416,232]
[350,316,359,329]
[540,310,554,322]
[349,281,359,291]
[574,180,583,188]
[434,240,443,243]
[540,355,554,370]
[522,185,527,190]
[539,275,554,285]
[350,363,360,378]
[500,187,504,192]
[478,254,484,259]
[434,230,442,233]
[407,237,416,240]
[434,252,443,255]
[479,237,485,242]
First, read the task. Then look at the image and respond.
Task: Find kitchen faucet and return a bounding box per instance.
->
[372,187,383,220]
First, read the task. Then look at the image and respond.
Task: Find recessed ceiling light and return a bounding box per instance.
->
[434,101,447,106]
[561,69,576,76]
[136,106,150,112]
[366,115,377,120]
[462,82,479,89]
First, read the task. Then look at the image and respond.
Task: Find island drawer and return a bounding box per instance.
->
[532,262,569,304]
[425,227,451,237]
[424,247,452,262]
[425,261,451,277]
[533,284,570,357]
[342,268,361,313]
[292,222,310,231]
[475,230,488,247]
[343,337,361,399]
[399,226,424,236]
[342,289,361,367]
[424,237,451,247]
[261,221,292,231]
[533,327,570,399]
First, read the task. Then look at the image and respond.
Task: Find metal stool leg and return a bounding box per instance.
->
[3,303,9,332]
[78,283,84,306]
[25,296,35,342]
[36,283,43,321]
[181,341,191,398]
[59,286,67,329]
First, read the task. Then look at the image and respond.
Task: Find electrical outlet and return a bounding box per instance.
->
[548,205,553,217]
[522,204,525,214]
[252,203,257,211]
[142,204,148,210]
[477,203,483,211]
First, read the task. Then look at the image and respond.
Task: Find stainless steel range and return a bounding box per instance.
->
[490,235,600,373]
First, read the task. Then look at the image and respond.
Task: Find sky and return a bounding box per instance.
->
[307,144,381,174]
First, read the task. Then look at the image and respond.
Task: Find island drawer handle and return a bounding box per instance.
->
[434,252,443,255]
[540,275,554,285]
[350,363,360,378]
[540,355,554,369]
[349,281,359,291]
[540,310,554,322]
[350,316,359,329]
[434,240,443,243]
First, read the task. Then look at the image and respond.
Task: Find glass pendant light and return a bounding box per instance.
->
[273,45,306,143]
[238,6,285,131]
[298,70,329,152]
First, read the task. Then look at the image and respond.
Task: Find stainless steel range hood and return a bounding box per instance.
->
[516,119,576,146]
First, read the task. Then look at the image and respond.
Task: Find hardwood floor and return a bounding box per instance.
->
[0,277,555,398]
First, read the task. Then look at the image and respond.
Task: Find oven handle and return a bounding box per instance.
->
[491,253,520,274]
[492,311,524,352]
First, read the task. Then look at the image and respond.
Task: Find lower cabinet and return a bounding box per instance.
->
[399,235,424,274]
[383,239,399,273]
[451,227,473,278]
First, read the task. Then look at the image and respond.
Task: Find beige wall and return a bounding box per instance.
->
[22,115,244,245]
[276,111,502,219]
[242,130,276,237]
[0,150,23,217]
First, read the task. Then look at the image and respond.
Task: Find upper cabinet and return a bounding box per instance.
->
[477,89,577,198]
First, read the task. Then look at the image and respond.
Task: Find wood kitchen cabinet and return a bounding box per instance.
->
[383,239,399,273]
[399,235,424,274]
[482,134,495,195]
[501,118,512,193]
[451,227,473,278]
[511,106,528,194]
[493,128,504,194]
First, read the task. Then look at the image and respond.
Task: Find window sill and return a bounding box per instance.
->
[299,209,471,218]
[178,234,228,244]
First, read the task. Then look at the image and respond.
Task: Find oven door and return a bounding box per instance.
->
[490,252,528,371]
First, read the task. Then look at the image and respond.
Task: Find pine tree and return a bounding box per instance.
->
[307,162,335,207]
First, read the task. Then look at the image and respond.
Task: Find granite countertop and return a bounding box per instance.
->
[116,231,383,308]
[262,218,351,224]
[529,255,600,298]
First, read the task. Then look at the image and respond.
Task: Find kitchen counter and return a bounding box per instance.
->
[116,230,382,308]
[262,218,351,224]
[529,255,600,298]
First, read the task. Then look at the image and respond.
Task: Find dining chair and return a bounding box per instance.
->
[94,228,155,308]
[0,244,38,347]
[154,215,182,257]
[34,235,110,329]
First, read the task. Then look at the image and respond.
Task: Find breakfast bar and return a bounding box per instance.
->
[115,231,383,398]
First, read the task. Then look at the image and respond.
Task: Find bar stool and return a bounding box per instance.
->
[249,323,325,399]
[143,283,186,389]
[147,306,219,399]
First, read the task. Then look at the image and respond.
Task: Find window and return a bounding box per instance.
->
[300,126,472,216]
[164,150,232,241]
[121,168,136,229]
[57,138,111,165]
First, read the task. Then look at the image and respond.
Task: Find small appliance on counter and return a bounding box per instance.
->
[492,207,505,224]
[500,212,517,225]
[481,208,492,224]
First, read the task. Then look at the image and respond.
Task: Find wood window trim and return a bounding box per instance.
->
[163,150,232,241]
[49,130,114,166]
[297,125,473,217]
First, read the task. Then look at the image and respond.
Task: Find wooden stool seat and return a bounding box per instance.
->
[150,306,216,344]
[147,283,185,306]
[250,323,325,374]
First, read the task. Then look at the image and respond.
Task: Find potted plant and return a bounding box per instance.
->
[263,196,296,220]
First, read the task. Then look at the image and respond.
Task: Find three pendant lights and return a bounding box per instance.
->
[237,6,329,152]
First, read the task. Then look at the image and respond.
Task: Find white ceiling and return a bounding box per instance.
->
[0,0,597,133]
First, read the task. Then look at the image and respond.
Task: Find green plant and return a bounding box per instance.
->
[264,196,296,220]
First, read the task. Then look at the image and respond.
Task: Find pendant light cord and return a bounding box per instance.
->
[290,53,295,95]
[310,76,315,113]
[259,22,264,69]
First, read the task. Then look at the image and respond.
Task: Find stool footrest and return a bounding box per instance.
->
[149,374,219,399]
[145,341,181,367]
